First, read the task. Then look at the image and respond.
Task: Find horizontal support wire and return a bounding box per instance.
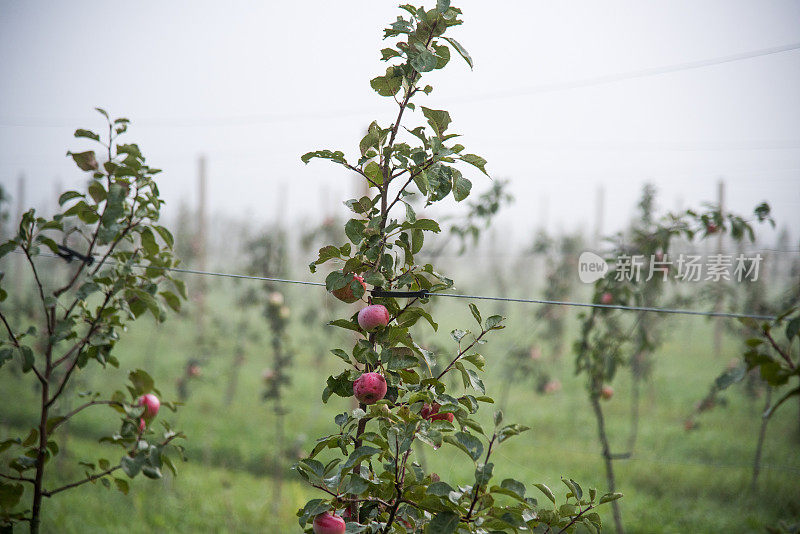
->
[14,250,777,321]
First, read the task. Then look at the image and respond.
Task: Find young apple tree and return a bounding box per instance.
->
[0,110,185,533]
[574,199,772,534]
[295,4,621,532]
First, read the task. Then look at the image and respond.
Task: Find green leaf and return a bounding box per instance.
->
[443,36,473,69]
[114,477,130,495]
[460,154,488,176]
[468,303,482,326]
[785,316,800,341]
[370,66,403,97]
[0,481,24,509]
[420,107,452,137]
[428,511,459,534]
[128,369,154,394]
[69,150,98,171]
[452,172,472,202]
[343,446,382,470]
[330,349,351,364]
[19,346,34,373]
[58,191,84,205]
[301,149,347,165]
[120,455,143,478]
[534,483,556,504]
[599,492,623,504]
[411,48,437,73]
[74,128,100,141]
[450,431,483,461]
[484,315,504,331]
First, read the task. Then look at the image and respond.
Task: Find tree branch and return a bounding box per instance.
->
[0,472,35,484]
[557,504,596,534]
[48,400,123,433]
[435,329,489,382]
[42,465,121,497]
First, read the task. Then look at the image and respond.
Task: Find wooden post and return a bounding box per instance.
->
[593,185,605,249]
[713,179,724,357]
[13,173,26,292]
[195,155,208,338]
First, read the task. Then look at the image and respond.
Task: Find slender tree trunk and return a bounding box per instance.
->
[224,347,245,406]
[751,387,772,491]
[30,380,49,534]
[591,395,624,534]
[627,370,641,452]
[272,406,284,516]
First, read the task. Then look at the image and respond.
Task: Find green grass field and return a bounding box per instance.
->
[1,279,799,533]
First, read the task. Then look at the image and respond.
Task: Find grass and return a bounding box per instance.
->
[1,278,799,533]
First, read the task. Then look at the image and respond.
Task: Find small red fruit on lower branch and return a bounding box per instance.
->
[138,418,146,432]
[138,393,160,419]
[331,273,366,303]
[420,403,454,422]
[706,222,719,234]
[600,292,613,305]
[600,386,614,400]
[357,304,390,330]
[313,512,345,534]
[353,372,387,405]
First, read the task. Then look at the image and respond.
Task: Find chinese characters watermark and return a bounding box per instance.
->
[578,253,763,284]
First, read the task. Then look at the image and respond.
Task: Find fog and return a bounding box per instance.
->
[1,0,799,248]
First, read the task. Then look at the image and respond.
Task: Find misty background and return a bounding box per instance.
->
[1,0,799,258]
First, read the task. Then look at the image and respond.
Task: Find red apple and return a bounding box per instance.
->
[353,372,387,405]
[188,364,201,378]
[137,393,160,419]
[600,292,613,305]
[331,273,366,304]
[313,511,345,534]
[543,379,562,394]
[420,403,454,422]
[706,222,719,234]
[357,304,390,330]
[138,418,146,432]
[600,386,614,400]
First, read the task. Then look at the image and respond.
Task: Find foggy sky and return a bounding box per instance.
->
[1,1,799,248]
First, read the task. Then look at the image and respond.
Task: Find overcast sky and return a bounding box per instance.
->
[1,1,799,248]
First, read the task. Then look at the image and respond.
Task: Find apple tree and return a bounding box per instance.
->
[295,3,621,532]
[0,110,185,533]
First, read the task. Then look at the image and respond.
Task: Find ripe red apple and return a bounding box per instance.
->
[543,379,562,394]
[353,372,387,404]
[706,222,719,234]
[600,292,613,305]
[600,386,614,400]
[313,511,345,534]
[420,403,454,422]
[357,304,390,330]
[331,273,366,303]
[137,393,160,419]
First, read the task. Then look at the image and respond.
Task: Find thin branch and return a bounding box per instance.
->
[42,465,121,497]
[48,400,123,433]
[464,434,496,522]
[346,164,380,189]
[22,247,52,337]
[557,504,596,534]
[0,310,19,346]
[0,472,35,484]
[435,329,489,382]
[764,330,795,369]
